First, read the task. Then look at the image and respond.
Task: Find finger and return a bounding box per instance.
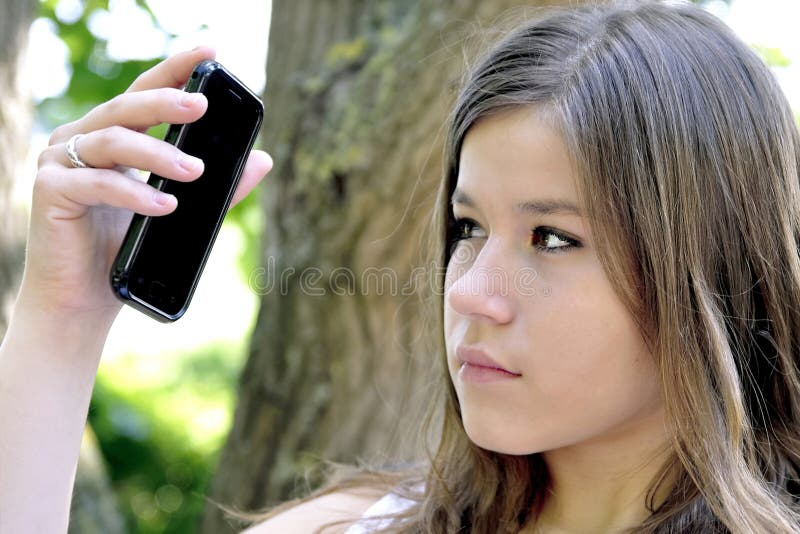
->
[35,166,178,219]
[51,127,204,182]
[230,151,273,208]
[49,88,208,145]
[127,46,216,93]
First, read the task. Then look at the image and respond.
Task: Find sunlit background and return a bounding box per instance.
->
[14,0,800,532]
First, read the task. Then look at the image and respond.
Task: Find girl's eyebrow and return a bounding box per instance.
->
[451,188,584,217]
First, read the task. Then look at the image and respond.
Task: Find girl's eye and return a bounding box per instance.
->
[450,217,486,242]
[448,218,580,255]
[531,227,580,254]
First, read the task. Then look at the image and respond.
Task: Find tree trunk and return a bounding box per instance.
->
[0,0,35,335]
[68,428,126,534]
[203,1,565,531]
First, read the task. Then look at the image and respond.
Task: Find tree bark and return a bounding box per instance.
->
[203,1,566,531]
[68,428,126,534]
[0,0,35,335]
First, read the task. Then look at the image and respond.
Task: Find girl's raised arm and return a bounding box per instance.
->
[0,47,271,533]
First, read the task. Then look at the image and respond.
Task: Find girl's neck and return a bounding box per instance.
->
[528,406,674,533]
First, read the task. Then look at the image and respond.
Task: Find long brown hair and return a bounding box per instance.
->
[244,1,800,532]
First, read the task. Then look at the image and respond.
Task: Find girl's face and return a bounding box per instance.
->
[444,109,664,455]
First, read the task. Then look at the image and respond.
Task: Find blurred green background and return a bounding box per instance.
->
[88,340,245,533]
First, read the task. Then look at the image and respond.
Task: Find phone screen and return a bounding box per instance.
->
[123,67,262,318]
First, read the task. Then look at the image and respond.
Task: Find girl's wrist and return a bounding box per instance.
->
[4,287,119,363]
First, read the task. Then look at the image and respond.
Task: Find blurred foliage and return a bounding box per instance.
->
[753,45,791,68]
[37,0,164,131]
[89,340,246,534]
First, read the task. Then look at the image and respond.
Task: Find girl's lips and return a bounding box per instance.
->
[456,345,522,383]
[458,362,522,383]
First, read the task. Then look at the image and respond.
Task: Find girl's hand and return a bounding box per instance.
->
[18,47,272,320]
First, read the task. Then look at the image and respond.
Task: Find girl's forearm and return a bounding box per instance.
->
[0,294,116,533]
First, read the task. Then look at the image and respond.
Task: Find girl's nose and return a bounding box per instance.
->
[445,241,515,325]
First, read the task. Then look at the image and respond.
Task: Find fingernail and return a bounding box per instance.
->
[154,191,175,206]
[180,93,204,107]
[177,154,203,172]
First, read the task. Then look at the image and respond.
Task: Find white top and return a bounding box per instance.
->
[343,491,416,533]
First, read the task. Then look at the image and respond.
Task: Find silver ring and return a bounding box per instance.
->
[66,134,90,168]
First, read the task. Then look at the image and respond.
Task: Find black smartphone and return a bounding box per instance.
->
[110,60,264,322]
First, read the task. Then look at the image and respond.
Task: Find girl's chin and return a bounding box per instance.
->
[461,421,546,456]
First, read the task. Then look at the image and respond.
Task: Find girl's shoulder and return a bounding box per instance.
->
[240,487,387,534]
[342,489,417,533]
